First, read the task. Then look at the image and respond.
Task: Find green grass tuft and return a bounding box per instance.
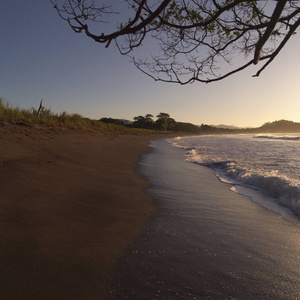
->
[0,98,154,134]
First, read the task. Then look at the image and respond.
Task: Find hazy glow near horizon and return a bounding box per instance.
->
[1,1,300,128]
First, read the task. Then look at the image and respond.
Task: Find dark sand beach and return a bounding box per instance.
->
[0,124,157,299]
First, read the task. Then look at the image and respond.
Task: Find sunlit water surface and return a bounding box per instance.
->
[170,134,300,221]
[111,137,300,299]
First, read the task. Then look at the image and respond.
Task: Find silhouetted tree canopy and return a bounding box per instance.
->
[100,117,129,126]
[133,114,155,128]
[155,112,177,130]
[51,0,300,84]
[175,121,202,132]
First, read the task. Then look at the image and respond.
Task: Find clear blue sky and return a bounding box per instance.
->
[1,0,300,128]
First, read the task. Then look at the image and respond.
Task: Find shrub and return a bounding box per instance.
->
[0,98,157,134]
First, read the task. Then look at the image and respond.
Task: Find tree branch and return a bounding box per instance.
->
[52,0,300,84]
[253,0,288,64]
[253,17,300,77]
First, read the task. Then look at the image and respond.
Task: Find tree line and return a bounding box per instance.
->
[100,112,231,133]
[101,114,300,134]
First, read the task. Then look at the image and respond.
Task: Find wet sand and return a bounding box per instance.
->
[0,124,157,299]
[111,138,300,299]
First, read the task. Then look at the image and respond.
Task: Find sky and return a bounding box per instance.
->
[1,0,300,128]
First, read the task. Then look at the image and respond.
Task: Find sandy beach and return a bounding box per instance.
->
[2,126,299,299]
[0,124,157,299]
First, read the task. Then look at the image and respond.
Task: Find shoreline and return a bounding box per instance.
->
[0,125,160,299]
[111,137,300,299]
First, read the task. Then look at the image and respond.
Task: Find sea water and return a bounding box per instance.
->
[111,137,300,299]
[170,134,300,221]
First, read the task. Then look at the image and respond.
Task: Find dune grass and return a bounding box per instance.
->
[0,98,153,134]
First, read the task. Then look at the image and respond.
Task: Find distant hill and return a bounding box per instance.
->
[258,120,300,133]
[210,124,241,130]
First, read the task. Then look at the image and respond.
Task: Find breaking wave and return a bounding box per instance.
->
[169,135,300,219]
[253,134,300,141]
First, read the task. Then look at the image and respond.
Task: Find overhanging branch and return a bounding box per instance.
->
[253,17,300,77]
[51,0,300,84]
[253,0,288,64]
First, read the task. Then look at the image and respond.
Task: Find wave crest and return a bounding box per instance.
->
[185,152,300,217]
[253,135,300,141]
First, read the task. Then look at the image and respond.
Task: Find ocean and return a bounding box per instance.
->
[170,134,300,222]
[111,136,300,299]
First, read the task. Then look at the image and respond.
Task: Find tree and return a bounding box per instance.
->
[156,112,170,119]
[155,112,176,130]
[51,0,300,84]
[145,113,154,123]
[133,114,154,128]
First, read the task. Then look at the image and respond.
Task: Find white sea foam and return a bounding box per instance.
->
[169,135,300,220]
[253,134,300,141]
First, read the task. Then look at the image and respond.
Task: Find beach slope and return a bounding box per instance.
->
[0,125,155,299]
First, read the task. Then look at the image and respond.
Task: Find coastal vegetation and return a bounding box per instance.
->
[1,98,299,134]
[0,98,148,134]
[101,113,221,133]
[102,114,300,134]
